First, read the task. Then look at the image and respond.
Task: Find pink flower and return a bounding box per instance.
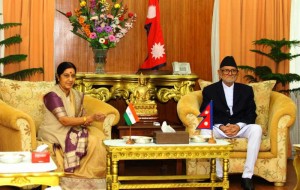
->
[90,32,97,39]
[108,35,116,42]
[107,14,114,19]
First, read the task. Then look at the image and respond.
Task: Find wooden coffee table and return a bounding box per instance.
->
[104,139,233,190]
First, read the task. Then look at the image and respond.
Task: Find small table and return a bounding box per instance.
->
[117,124,185,175]
[104,139,233,190]
[294,144,300,190]
[0,152,64,188]
[117,124,185,138]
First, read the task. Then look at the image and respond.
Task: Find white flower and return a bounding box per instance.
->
[120,28,127,34]
[125,22,133,29]
[90,16,99,21]
[111,24,117,30]
[115,33,124,38]
[114,18,120,25]
[99,38,106,44]
[100,22,106,28]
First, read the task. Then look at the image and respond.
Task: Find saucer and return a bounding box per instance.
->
[0,153,25,164]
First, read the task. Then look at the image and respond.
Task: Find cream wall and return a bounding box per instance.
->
[289,0,300,147]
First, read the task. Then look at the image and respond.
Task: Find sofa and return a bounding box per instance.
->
[177,80,296,186]
[0,78,120,190]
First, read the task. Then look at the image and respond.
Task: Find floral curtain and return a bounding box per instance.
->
[3,0,55,81]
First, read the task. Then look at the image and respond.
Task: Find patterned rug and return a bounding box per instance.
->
[60,177,106,190]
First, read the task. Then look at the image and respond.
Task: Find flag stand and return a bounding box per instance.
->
[197,100,216,144]
[208,130,216,144]
[124,102,139,144]
[126,125,135,144]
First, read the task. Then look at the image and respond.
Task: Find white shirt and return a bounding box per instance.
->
[215,82,246,129]
[222,82,234,115]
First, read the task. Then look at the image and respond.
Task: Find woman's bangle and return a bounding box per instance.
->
[83,116,87,124]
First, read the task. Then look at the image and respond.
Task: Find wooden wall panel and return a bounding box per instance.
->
[54,0,214,81]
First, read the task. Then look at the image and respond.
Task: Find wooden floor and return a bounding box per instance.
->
[122,158,297,190]
[0,159,296,190]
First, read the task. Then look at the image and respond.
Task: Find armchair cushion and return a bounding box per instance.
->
[0,78,55,131]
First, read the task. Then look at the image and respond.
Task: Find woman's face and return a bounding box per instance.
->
[58,68,76,91]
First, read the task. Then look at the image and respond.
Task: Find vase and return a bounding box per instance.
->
[93,49,108,74]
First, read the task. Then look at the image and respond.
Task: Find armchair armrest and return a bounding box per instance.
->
[268,91,296,129]
[267,91,296,155]
[0,100,37,151]
[83,96,120,139]
[177,90,202,134]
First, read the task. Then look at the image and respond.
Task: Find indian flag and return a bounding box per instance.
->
[123,103,140,125]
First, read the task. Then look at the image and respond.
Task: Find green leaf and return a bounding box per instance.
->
[0,12,42,80]
[237,65,256,72]
[71,31,89,41]
[243,38,300,93]
[0,35,22,47]
[0,23,21,30]
[243,75,257,83]
[0,54,27,65]
[56,9,67,17]
[251,38,300,64]
[1,68,44,80]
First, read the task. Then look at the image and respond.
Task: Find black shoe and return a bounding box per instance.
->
[241,178,255,190]
[214,177,223,189]
[216,176,223,182]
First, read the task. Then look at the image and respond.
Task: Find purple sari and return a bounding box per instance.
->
[44,91,88,172]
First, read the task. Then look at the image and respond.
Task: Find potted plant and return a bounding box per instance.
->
[238,38,300,93]
[0,13,43,80]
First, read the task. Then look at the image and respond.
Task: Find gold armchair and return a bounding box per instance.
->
[177,80,296,186]
[0,78,120,189]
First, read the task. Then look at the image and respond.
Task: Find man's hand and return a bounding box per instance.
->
[219,124,240,137]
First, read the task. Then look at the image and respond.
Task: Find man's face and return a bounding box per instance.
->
[218,66,239,86]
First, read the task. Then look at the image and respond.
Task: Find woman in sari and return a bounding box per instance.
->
[38,62,107,178]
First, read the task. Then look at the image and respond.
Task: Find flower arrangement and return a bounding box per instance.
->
[58,0,137,50]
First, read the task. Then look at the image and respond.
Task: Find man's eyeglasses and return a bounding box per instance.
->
[221,69,238,75]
